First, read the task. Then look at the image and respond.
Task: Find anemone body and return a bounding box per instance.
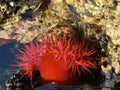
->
[15,34,97,84]
[39,52,74,84]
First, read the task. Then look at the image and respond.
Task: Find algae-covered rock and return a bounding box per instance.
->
[0,0,120,89]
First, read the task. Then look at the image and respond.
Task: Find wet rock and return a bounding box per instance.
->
[6,70,41,90]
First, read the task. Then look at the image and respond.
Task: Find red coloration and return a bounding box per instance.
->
[44,35,97,76]
[16,62,35,78]
[15,34,97,84]
[39,52,75,84]
[69,41,97,76]
[15,41,46,78]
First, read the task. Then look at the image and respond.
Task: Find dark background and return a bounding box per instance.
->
[0,42,17,90]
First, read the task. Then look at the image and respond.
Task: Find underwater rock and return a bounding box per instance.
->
[3,0,120,90]
[6,70,41,90]
[0,0,51,29]
[0,38,15,46]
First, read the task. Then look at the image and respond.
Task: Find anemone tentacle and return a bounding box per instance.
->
[15,33,97,80]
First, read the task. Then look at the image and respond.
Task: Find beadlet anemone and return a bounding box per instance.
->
[14,33,97,84]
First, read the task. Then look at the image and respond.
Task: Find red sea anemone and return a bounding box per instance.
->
[15,33,97,84]
[15,41,46,78]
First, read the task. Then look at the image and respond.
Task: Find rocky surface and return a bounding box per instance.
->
[0,0,120,90]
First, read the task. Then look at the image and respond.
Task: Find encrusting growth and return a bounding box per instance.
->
[14,33,97,84]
